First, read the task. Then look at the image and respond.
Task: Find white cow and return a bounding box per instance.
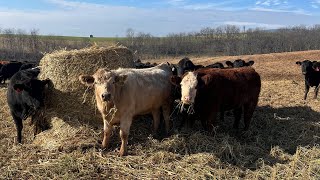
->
[79,63,173,156]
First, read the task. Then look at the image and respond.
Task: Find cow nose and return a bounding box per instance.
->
[101,93,111,101]
[183,96,191,103]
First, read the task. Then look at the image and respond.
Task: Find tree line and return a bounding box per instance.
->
[120,25,320,59]
[1,25,320,62]
[0,28,90,62]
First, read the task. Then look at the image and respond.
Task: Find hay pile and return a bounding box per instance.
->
[33,45,134,150]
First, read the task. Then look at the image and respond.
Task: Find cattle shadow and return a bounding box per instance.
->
[127,105,320,170]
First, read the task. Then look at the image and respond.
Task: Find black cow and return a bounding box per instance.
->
[7,68,50,143]
[0,62,23,84]
[174,57,204,77]
[134,59,157,69]
[296,60,320,100]
[226,59,255,68]
[206,62,224,69]
[19,63,35,71]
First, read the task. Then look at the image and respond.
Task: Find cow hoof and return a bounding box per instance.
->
[119,149,127,157]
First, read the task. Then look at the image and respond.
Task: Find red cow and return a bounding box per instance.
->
[172,67,261,131]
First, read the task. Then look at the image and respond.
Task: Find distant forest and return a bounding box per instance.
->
[1,25,320,61]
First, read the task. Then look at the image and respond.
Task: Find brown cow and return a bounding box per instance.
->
[173,67,261,131]
[79,63,173,156]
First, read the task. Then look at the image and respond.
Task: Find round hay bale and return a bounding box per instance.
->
[33,45,134,150]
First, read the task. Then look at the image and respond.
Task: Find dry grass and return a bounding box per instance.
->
[0,50,320,179]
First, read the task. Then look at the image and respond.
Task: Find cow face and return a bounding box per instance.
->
[79,70,127,103]
[180,72,198,105]
[99,73,127,102]
[13,79,50,110]
[296,60,314,75]
[226,59,254,68]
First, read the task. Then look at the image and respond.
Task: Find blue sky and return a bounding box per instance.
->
[0,0,319,37]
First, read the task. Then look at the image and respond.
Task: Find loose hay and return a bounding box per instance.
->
[33,45,134,151]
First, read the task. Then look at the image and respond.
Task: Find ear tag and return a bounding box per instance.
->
[15,88,22,93]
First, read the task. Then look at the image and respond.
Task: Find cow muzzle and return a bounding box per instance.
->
[101,93,112,102]
[182,96,193,105]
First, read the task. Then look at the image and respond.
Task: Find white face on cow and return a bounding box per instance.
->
[180,71,198,104]
[95,71,128,102]
[79,69,127,103]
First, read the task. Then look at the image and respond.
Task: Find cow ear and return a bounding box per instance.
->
[170,75,181,86]
[296,61,302,66]
[114,75,127,85]
[248,60,255,66]
[42,79,51,85]
[41,79,52,88]
[13,84,25,93]
[79,75,95,86]
[226,61,234,67]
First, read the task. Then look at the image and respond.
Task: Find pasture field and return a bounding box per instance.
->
[0,50,320,179]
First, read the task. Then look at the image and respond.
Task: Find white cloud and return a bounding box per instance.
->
[261,0,271,6]
[251,7,311,15]
[0,0,318,37]
[311,1,320,9]
[222,21,284,29]
[257,0,288,7]
[166,0,186,6]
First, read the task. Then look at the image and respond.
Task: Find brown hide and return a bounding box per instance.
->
[193,67,261,131]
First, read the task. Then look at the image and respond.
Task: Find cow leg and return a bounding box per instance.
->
[206,111,217,133]
[162,104,171,135]
[152,109,161,135]
[119,119,132,156]
[243,103,256,131]
[102,118,112,149]
[186,113,196,129]
[12,113,23,143]
[178,112,188,130]
[304,83,310,100]
[314,85,320,99]
[233,107,242,129]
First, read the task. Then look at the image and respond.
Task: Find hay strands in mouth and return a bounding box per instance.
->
[173,99,195,114]
[103,103,118,126]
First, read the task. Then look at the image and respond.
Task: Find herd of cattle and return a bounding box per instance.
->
[2,57,318,156]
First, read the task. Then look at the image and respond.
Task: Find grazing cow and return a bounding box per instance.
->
[79,63,173,156]
[172,67,261,131]
[7,68,50,143]
[226,59,255,68]
[206,62,224,69]
[174,57,204,77]
[296,60,320,100]
[0,62,23,83]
